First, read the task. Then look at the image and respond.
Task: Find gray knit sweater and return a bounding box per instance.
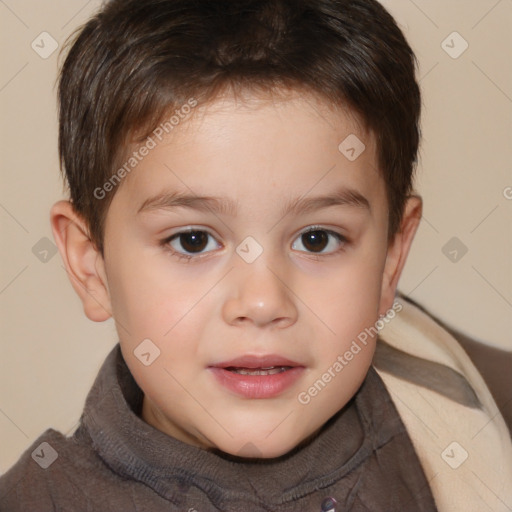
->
[0,344,437,511]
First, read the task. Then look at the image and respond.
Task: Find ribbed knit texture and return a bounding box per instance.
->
[0,344,437,511]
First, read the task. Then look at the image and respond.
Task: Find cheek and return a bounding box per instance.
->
[301,251,384,397]
[106,249,211,346]
[312,256,383,337]
[297,265,381,420]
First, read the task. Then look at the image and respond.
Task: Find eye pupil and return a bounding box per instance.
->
[180,231,208,253]
[302,230,328,253]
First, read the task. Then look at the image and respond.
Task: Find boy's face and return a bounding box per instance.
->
[54,91,420,458]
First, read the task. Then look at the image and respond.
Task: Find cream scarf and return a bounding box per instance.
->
[374,298,512,512]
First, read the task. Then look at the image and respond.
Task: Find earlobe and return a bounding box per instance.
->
[50,200,112,322]
[379,195,422,315]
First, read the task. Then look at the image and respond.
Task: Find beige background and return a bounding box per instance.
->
[1,0,511,473]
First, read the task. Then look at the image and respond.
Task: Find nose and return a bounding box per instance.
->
[222,254,298,329]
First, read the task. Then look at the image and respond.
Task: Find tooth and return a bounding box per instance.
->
[230,366,289,376]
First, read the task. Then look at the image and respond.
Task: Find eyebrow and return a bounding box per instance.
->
[137,186,371,217]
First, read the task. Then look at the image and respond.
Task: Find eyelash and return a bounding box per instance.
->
[160,226,348,263]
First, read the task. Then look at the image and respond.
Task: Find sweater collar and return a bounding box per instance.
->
[79,343,431,509]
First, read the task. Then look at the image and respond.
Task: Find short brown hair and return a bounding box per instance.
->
[58,0,421,254]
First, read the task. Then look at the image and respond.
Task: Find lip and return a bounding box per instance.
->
[208,354,305,399]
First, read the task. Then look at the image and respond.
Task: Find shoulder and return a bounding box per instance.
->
[0,428,95,510]
[403,294,512,435]
[0,429,67,509]
[0,427,142,511]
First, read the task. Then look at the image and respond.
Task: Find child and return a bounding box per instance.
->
[1,0,511,510]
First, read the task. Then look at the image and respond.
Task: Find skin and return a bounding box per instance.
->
[50,90,422,458]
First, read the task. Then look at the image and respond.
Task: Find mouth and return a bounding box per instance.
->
[225,366,292,376]
[209,355,305,399]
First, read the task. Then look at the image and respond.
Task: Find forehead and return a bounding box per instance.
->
[113,90,383,215]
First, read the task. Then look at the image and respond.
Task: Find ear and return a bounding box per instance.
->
[379,195,422,316]
[50,200,112,322]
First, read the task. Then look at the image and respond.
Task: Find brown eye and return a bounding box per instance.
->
[178,231,208,253]
[301,230,328,253]
[166,230,219,257]
[292,227,346,255]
